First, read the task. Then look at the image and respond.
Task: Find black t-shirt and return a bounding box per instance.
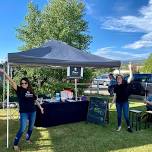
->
[114,81,132,103]
[16,86,37,113]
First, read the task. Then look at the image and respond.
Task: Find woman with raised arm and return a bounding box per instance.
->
[0,68,44,151]
[110,63,133,132]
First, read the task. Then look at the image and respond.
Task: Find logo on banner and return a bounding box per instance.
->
[67,66,83,79]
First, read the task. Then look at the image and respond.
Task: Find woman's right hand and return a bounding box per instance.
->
[0,68,17,90]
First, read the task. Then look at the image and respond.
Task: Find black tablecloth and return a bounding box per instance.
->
[35,101,89,127]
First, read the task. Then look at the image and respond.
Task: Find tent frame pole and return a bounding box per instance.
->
[3,63,6,109]
[145,82,148,100]
[6,62,10,148]
[75,79,78,101]
[10,66,13,78]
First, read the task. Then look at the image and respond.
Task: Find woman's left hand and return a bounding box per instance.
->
[40,107,44,114]
[144,100,149,105]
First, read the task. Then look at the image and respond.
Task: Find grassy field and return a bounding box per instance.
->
[0,100,152,152]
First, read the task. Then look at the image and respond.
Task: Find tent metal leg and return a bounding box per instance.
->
[3,63,5,109]
[75,79,78,101]
[10,67,13,78]
[145,82,148,100]
[97,80,99,95]
[6,63,10,148]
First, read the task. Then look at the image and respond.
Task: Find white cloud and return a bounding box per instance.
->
[84,1,94,15]
[124,32,152,49]
[0,57,6,64]
[101,0,152,49]
[94,47,149,60]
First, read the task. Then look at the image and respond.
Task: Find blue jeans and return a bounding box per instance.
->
[116,101,130,127]
[14,112,36,146]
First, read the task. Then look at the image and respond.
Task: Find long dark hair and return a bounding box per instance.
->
[116,74,126,84]
[20,77,34,94]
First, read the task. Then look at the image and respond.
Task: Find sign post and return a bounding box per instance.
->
[67,66,83,101]
[74,79,78,101]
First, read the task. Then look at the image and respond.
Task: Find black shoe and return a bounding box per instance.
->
[127,127,133,133]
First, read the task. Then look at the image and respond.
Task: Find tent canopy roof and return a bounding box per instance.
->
[8,40,121,68]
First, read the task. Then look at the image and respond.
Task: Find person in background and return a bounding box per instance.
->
[108,73,116,96]
[0,68,44,151]
[110,63,133,132]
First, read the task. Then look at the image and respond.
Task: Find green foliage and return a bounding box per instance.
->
[12,67,94,96]
[13,67,70,95]
[16,2,43,50]
[17,0,91,51]
[94,68,114,77]
[1,101,152,152]
[41,0,91,50]
[141,53,152,73]
[78,68,95,95]
[15,0,92,96]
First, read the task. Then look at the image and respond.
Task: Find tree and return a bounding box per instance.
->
[15,0,92,95]
[16,2,44,50]
[17,0,91,51]
[41,0,91,50]
[141,54,152,73]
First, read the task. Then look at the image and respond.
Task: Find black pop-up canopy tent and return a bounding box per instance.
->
[5,40,121,148]
[8,40,121,67]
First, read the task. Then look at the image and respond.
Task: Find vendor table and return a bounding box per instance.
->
[35,101,89,127]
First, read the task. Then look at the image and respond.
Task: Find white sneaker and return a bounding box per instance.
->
[116,126,121,131]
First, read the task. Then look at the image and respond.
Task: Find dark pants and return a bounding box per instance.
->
[146,106,152,122]
[116,101,130,127]
[108,85,115,96]
[14,112,36,146]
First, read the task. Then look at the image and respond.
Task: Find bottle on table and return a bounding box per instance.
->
[55,92,61,102]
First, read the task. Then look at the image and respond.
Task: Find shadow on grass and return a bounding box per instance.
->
[0,116,43,152]
[45,104,152,152]
[1,103,152,152]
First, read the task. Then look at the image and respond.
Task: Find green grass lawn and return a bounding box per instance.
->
[0,100,152,152]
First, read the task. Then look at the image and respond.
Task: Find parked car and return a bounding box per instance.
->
[93,74,110,86]
[125,74,152,96]
[0,101,18,108]
[0,96,18,109]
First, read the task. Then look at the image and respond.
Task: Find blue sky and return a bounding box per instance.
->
[0,0,152,62]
